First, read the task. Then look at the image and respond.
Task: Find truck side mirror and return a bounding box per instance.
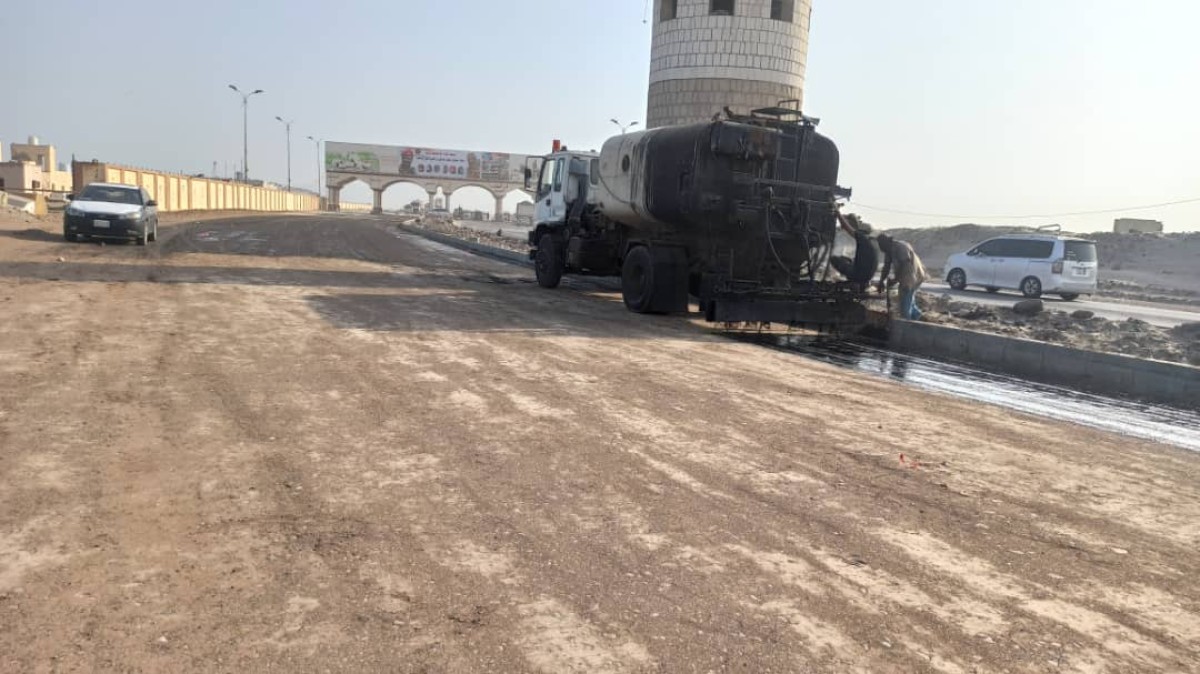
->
[66,194,75,201]
[523,167,533,190]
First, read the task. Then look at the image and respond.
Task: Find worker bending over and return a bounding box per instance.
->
[830,212,880,290]
[876,233,928,321]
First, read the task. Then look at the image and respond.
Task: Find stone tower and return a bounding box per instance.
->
[647,0,813,128]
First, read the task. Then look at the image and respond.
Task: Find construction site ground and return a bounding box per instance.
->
[1,212,1197,673]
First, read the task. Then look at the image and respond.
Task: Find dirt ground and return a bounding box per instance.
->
[921,294,1200,366]
[1,212,1198,673]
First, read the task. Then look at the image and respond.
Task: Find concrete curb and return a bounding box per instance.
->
[395,223,531,268]
[889,319,1200,408]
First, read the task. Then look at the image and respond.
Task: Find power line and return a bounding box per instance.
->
[848,196,1200,221]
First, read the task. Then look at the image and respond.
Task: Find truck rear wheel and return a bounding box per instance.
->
[622,246,689,314]
[622,246,657,313]
[534,233,564,289]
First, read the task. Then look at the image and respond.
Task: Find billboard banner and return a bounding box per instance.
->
[326,142,528,184]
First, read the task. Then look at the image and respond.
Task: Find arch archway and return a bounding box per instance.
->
[380,180,438,215]
[445,185,498,221]
[332,178,372,212]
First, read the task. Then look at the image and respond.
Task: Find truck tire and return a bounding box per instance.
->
[622,246,657,313]
[534,233,564,289]
[622,246,689,314]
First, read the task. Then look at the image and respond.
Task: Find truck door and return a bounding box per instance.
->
[534,156,566,226]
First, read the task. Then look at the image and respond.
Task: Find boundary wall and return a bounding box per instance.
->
[73,161,319,213]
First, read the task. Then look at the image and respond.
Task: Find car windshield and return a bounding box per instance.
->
[1064,240,1098,262]
[78,186,142,205]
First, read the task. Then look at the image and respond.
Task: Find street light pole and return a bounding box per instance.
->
[611,119,640,134]
[228,84,264,182]
[307,136,323,204]
[275,116,294,191]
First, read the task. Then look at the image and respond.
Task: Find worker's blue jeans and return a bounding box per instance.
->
[899,287,923,320]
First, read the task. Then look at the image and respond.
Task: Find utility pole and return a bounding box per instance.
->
[228,84,264,181]
[307,136,323,200]
[276,117,294,191]
[611,119,640,134]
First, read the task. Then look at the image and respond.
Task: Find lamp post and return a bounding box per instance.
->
[611,119,640,134]
[275,116,294,191]
[228,84,264,182]
[307,136,323,204]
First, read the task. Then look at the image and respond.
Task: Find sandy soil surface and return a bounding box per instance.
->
[1,213,1199,673]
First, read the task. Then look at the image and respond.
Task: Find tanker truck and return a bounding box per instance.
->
[524,104,871,328]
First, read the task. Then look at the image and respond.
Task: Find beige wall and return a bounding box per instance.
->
[0,162,41,191]
[338,202,373,213]
[73,161,320,213]
[0,161,66,192]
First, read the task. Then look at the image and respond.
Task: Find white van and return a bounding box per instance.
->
[944,235,1099,300]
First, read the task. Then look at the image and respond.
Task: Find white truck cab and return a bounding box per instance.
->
[524,147,598,228]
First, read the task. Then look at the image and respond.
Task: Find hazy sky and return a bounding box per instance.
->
[5,0,1197,231]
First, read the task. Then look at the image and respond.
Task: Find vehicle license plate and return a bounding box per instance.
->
[94,220,111,229]
[1073,268,1089,277]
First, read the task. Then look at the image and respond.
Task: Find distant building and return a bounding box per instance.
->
[1114,218,1164,234]
[10,136,56,171]
[0,136,72,194]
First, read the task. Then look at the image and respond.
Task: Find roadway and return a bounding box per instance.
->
[0,213,1196,673]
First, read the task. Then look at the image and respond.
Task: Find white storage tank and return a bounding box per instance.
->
[648,0,813,128]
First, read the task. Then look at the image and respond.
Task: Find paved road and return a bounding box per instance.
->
[1,214,1197,673]
[924,282,1200,327]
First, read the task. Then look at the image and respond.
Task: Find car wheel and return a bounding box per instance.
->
[63,228,74,242]
[148,221,158,243]
[1021,276,1043,299]
[1059,293,1080,301]
[947,268,967,291]
[985,287,1000,294]
[136,226,148,247]
[534,233,564,289]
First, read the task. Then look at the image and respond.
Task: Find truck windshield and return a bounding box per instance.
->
[1064,241,1097,262]
[539,159,559,195]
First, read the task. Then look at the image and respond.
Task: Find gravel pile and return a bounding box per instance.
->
[921,293,1200,365]
[404,219,527,255]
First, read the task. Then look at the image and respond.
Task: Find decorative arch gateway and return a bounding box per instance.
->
[325,141,534,216]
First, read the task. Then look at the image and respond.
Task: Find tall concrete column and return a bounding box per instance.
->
[427,189,438,210]
[329,186,341,212]
[494,194,505,223]
[372,188,383,215]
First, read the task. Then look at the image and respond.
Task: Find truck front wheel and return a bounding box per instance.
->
[535,233,565,289]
